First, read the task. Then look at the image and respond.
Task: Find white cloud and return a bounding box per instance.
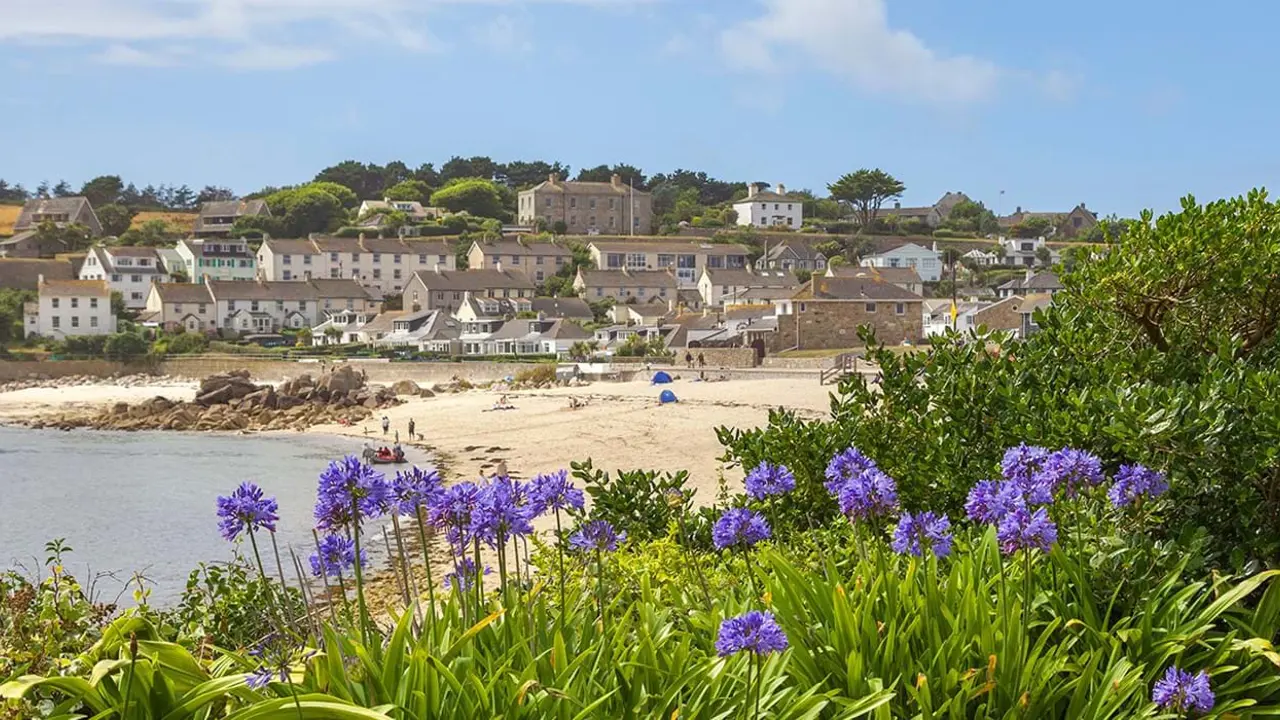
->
[720,0,1002,105]
[471,14,533,54]
[92,43,174,67]
[1039,69,1082,104]
[219,43,335,70]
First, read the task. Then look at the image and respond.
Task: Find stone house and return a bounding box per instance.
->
[25,276,115,339]
[78,245,170,309]
[573,268,677,304]
[402,266,536,313]
[517,173,653,235]
[193,199,271,237]
[877,191,971,229]
[732,183,803,230]
[827,265,922,296]
[772,275,924,350]
[466,239,573,284]
[12,197,103,236]
[587,240,750,288]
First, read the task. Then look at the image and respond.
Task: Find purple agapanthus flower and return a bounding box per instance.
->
[824,447,878,495]
[470,476,535,548]
[712,508,771,550]
[996,505,1058,555]
[1152,666,1214,715]
[215,482,279,541]
[1001,444,1051,485]
[837,468,900,521]
[443,556,492,591]
[1108,464,1169,508]
[314,455,391,531]
[392,466,444,516]
[964,479,1024,524]
[1035,448,1105,498]
[744,461,796,500]
[891,511,954,558]
[309,534,366,577]
[529,469,585,515]
[569,519,625,553]
[427,481,481,552]
[244,633,313,691]
[715,611,789,657]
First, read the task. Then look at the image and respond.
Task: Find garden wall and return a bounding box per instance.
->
[676,347,758,368]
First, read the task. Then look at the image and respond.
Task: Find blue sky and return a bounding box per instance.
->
[1,0,1273,217]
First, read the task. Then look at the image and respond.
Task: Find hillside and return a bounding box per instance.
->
[0,204,197,235]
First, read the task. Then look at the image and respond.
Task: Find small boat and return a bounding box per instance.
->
[369,449,407,465]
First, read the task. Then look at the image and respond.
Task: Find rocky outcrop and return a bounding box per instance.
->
[25,368,401,433]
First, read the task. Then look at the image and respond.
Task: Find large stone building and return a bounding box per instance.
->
[772,275,924,350]
[516,174,653,235]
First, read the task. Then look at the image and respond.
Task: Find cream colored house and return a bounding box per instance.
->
[256,235,456,295]
[466,240,573,284]
[697,267,798,307]
[517,173,653,235]
[573,268,677,303]
[587,240,751,289]
[25,276,115,339]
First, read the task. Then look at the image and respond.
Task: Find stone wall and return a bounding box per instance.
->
[761,355,846,369]
[158,357,549,384]
[674,347,758,368]
[0,359,154,381]
[773,300,923,351]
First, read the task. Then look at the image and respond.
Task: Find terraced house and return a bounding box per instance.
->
[176,237,256,282]
[193,199,271,237]
[586,240,751,289]
[256,235,456,295]
[402,266,536,313]
[142,278,378,333]
[573,268,677,304]
[466,240,572,284]
[78,245,170,308]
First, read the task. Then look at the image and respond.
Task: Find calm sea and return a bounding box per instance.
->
[0,426,425,605]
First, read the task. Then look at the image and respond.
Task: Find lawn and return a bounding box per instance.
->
[0,203,197,235]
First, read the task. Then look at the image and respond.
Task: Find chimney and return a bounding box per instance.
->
[1015,206,1022,214]
[777,183,786,195]
[433,263,441,274]
[547,173,559,185]
[610,173,623,190]
[747,183,759,198]
[495,260,503,273]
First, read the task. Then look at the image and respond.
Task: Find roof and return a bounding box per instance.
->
[590,240,750,255]
[410,268,536,292]
[471,240,572,258]
[152,283,215,304]
[863,242,936,258]
[1017,294,1055,315]
[0,258,76,290]
[544,318,591,340]
[704,267,798,287]
[40,277,111,297]
[524,177,652,196]
[355,310,409,335]
[724,286,797,302]
[801,276,923,301]
[261,238,318,255]
[736,190,801,204]
[198,199,269,218]
[764,239,826,262]
[830,265,922,285]
[528,296,592,319]
[206,278,372,301]
[997,271,1063,291]
[577,269,677,289]
[14,197,98,232]
[880,205,936,219]
[308,278,376,298]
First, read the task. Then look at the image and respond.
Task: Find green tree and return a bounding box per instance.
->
[79,175,124,207]
[110,291,127,318]
[576,164,648,190]
[96,203,137,236]
[827,169,906,231]
[440,156,500,183]
[552,220,569,235]
[1034,245,1053,266]
[947,200,1000,235]
[0,288,35,343]
[305,181,359,209]
[118,218,176,247]
[265,185,349,236]
[104,332,148,360]
[1013,216,1054,238]
[314,160,388,199]
[383,180,434,204]
[34,219,92,253]
[503,160,572,189]
[429,178,508,220]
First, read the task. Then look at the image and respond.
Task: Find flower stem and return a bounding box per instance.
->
[596,548,606,635]
[310,529,340,626]
[349,499,372,646]
[677,508,713,611]
[473,537,483,617]
[555,508,567,620]
[414,506,438,635]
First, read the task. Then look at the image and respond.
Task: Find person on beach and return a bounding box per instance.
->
[394,430,400,445]
[407,418,416,440]
[697,352,706,368]
[685,351,693,368]
[381,415,390,435]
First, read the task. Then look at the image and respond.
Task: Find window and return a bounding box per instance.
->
[330,252,339,263]
[438,254,447,263]
[71,316,79,328]
[589,198,596,209]
[276,300,284,311]
[90,316,98,328]
[625,253,646,269]
[774,203,779,210]
[865,302,877,313]
[589,215,596,226]
[372,269,382,279]
[330,268,340,278]
[609,216,616,228]
[174,302,183,313]
[569,197,577,208]
[52,316,60,328]
[895,303,906,315]
[761,203,766,209]
[637,286,646,296]
[609,198,616,209]
[372,253,381,263]
[394,254,402,264]
[130,292,142,301]
[352,253,361,263]
[51,298,59,309]
[198,303,207,313]
[90,298,98,309]
[283,270,292,280]
[111,274,121,282]
[393,269,402,280]
[633,217,640,228]
[417,253,427,264]
[788,204,793,210]
[569,215,577,226]
[228,300,236,310]
[251,301,260,311]
[299,301,307,311]
[535,270,544,281]
[535,255,544,265]
[545,198,552,207]
[283,255,292,265]
[71,297,79,308]
[659,288,667,297]
[595,287,603,297]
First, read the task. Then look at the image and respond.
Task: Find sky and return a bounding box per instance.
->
[1,0,1276,218]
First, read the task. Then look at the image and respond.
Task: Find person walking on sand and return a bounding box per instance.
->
[381,415,390,435]
[407,417,416,440]
[697,352,706,368]
[685,351,693,368]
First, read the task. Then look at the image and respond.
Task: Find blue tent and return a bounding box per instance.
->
[651,371,673,384]
[659,389,678,404]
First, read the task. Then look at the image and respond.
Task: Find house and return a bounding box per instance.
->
[310,310,379,345]
[609,303,674,327]
[998,236,1061,267]
[256,235,457,295]
[732,183,803,230]
[454,293,510,355]
[573,268,678,303]
[176,238,257,283]
[1018,294,1054,337]
[858,242,943,282]
[485,316,591,357]
[698,267,798,307]
[923,298,987,337]
[772,275,924,350]
[516,173,653,235]
[997,204,1098,239]
[143,282,217,332]
[24,276,115,339]
[587,240,751,288]
[0,231,70,259]
[466,240,573,284]
[877,192,971,229]
[402,267,536,313]
[374,309,460,353]
[996,270,1063,299]
[526,296,593,322]
[962,248,1000,266]
[827,265,923,296]
[12,197,103,237]
[193,199,271,237]
[355,198,442,225]
[78,246,170,309]
[0,258,77,291]
[210,278,378,334]
[755,238,828,272]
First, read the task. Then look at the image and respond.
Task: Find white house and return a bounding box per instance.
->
[998,236,1061,268]
[858,242,943,282]
[25,276,116,339]
[697,267,798,308]
[732,183,803,230]
[142,278,378,333]
[962,248,1000,267]
[176,238,257,283]
[256,235,457,296]
[78,245,170,309]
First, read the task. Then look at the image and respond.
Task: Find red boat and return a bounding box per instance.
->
[370,448,407,465]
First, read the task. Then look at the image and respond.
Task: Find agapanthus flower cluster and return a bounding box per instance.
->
[1034,448,1104,498]
[824,446,878,495]
[427,481,481,552]
[392,466,444,516]
[470,475,535,548]
[314,455,391,531]
[309,534,366,577]
[836,468,900,521]
[244,633,313,690]
[996,505,1058,555]
[712,508,771,550]
[964,479,1025,525]
[744,461,796,500]
[443,556,492,591]
[1152,666,1214,715]
[1001,444,1051,486]
[215,482,279,541]
[528,469,584,514]
[569,519,626,553]
[715,611,789,657]
[891,511,954,558]
[1108,464,1168,508]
